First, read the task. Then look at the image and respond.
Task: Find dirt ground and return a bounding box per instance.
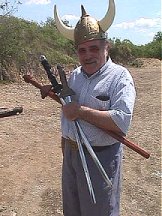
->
[0,60,161,216]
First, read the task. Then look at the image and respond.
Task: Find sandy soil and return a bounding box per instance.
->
[0,62,161,216]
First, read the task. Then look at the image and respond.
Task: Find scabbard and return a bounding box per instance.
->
[23,75,150,159]
[23,75,61,104]
[104,130,150,159]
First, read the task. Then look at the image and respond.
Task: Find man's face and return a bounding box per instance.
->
[76,40,108,75]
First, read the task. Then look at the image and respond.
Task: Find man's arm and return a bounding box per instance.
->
[61,102,124,136]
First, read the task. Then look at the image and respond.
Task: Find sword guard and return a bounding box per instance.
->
[57,64,75,99]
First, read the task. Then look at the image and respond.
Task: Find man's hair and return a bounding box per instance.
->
[100,39,111,51]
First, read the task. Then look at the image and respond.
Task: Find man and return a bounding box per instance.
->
[44,0,136,215]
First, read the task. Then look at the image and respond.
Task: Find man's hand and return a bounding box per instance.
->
[62,101,81,121]
[40,85,52,99]
[63,102,125,136]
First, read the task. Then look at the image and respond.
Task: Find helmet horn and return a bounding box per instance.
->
[98,0,115,32]
[54,5,74,41]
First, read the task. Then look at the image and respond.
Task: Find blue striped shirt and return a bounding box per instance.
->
[61,58,136,146]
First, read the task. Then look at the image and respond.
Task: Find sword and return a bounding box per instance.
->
[23,74,61,104]
[40,56,101,203]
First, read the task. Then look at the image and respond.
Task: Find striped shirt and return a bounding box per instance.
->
[61,58,136,146]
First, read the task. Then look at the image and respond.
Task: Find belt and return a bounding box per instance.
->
[65,138,111,152]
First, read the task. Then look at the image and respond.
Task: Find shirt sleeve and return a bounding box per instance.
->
[108,69,136,134]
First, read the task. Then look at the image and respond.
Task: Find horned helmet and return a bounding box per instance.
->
[54,0,115,46]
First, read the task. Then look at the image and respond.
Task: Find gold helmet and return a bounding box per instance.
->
[54,0,115,46]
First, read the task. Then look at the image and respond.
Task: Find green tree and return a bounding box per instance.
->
[153,31,162,42]
[109,38,134,64]
[140,32,162,60]
[0,0,22,16]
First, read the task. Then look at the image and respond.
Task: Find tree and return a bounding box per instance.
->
[109,38,134,64]
[142,32,162,60]
[153,31,162,42]
[0,0,22,16]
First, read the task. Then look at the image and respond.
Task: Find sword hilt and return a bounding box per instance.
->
[40,55,62,94]
[57,64,75,98]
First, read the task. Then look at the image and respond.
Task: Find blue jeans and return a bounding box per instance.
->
[62,141,123,216]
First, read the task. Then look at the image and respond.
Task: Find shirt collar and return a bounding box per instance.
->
[81,57,113,79]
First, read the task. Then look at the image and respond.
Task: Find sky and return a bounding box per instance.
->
[2,0,161,45]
